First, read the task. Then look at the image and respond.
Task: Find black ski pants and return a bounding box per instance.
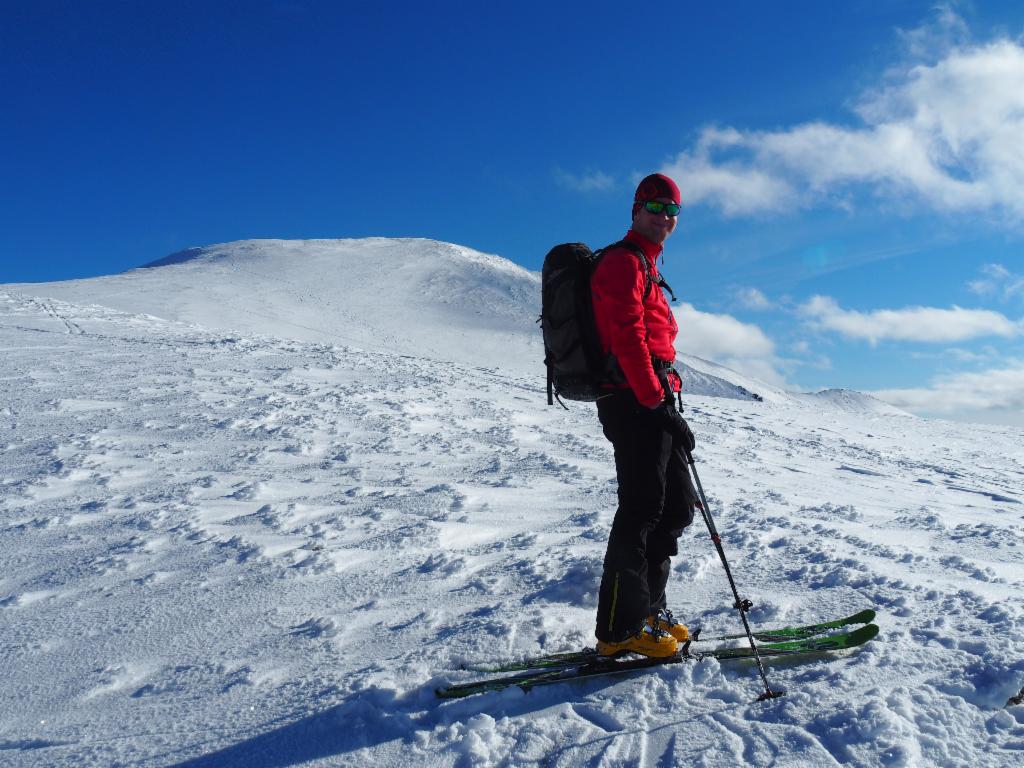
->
[594,391,696,642]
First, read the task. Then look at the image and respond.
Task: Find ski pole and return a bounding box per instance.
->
[678,447,784,701]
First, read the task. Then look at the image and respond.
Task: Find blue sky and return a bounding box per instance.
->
[2,1,1023,424]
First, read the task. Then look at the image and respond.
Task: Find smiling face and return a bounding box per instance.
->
[631,196,679,245]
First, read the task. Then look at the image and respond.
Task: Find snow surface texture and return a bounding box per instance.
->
[2,238,1024,767]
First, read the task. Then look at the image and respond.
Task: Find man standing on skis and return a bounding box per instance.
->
[591,172,699,659]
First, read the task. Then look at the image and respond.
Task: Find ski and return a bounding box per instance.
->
[439,653,685,700]
[466,608,876,674]
[702,622,878,659]
[437,623,878,699]
[703,607,876,642]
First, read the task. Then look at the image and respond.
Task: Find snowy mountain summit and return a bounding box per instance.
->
[800,388,910,415]
[2,238,1023,766]
[30,237,833,406]
[37,238,544,370]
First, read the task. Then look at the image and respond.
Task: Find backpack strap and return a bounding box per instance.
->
[597,240,676,302]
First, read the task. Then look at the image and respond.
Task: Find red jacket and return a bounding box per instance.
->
[591,229,679,408]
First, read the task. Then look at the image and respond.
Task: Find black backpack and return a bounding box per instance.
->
[541,240,656,406]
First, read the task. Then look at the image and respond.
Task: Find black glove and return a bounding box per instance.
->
[657,403,696,453]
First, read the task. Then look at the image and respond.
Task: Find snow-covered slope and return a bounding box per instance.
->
[678,352,779,403]
[2,241,1024,767]
[18,238,542,372]
[13,237,783,404]
[797,388,912,415]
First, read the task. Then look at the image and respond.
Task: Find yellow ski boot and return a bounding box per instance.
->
[649,608,689,643]
[596,623,678,658]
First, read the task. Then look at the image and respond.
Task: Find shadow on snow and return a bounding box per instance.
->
[164,673,630,767]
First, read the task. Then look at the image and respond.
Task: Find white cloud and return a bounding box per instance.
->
[872,359,1024,419]
[673,302,787,386]
[734,286,775,311]
[554,168,615,192]
[798,295,1022,345]
[940,345,1000,363]
[664,20,1024,222]
[969,263,1024,301]
[788,340,832,370]
[898,2,970,61]
[667,132,799,215]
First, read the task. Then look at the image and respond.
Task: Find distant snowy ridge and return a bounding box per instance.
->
[678,354,913,415]
[797,388,911,415]
[678,353,777,403]
[9,236,898,413]
[17,238,541,372]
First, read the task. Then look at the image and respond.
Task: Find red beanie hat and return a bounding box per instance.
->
[633,173,681,214]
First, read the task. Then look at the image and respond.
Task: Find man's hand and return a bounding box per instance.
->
[657,403,696,452]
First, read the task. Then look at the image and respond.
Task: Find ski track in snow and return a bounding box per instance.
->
[2,278,1024,767]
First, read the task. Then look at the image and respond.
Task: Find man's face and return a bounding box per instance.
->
[632,196,679,245]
